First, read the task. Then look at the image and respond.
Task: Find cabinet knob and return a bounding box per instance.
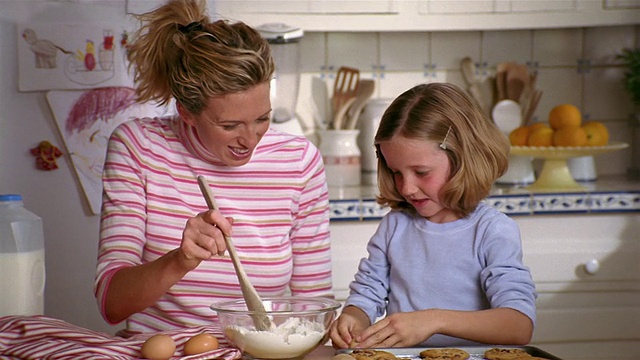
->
[584,259,600,275]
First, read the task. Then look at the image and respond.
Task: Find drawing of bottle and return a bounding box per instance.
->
[84,40,96,71]
[99,30,114,71]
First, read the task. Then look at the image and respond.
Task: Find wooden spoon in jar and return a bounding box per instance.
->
[197,176,272,331]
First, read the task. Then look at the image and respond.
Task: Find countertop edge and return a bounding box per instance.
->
[329,176,640,220]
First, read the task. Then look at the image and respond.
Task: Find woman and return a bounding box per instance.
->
[94,0,332,340]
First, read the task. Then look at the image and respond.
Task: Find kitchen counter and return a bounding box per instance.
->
[328,175,640,221]
[306,345,335,359]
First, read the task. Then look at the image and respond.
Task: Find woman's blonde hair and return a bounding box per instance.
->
[126,0,274,114]
[375,82,509,218]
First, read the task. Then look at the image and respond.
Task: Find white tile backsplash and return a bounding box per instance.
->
[583,67,634,120]
[482,29,533,66]
[299,31,326,73]
[534,67,583,122]
[431,31,482,69]
[297,25,639,177]
[327,32,378,71]
[533,28,582,67]
[379,32,429,71]
[584,26,636,65]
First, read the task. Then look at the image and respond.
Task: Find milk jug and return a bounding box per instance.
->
[0,194,45,316]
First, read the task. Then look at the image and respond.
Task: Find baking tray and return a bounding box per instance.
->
[337,345,562,359]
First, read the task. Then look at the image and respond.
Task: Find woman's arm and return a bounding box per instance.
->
[102,209,231,323]
[289,144,333,296]
[103,248,191,323]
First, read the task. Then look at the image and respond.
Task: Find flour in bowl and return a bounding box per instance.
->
[224,317,325,359]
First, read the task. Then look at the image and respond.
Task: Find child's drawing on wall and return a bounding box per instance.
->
[18,23,132,91]
[21,28,72,69]
[47,87,173,214]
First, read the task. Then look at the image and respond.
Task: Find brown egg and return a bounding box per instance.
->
[183,333,219,355]
[140,334,176,360]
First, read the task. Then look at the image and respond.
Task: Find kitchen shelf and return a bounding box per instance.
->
[328,174,640,221]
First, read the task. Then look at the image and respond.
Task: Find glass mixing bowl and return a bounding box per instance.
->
[210,296,341,360]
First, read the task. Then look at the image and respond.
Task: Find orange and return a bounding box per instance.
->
[552,125,588,147]
[582,121,609,146]
[527,126,554,147]
[548,104,582,130]
[528,122,548,132]
[509,126,531,146]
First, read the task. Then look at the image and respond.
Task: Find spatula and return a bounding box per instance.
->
[197,176,272,331]
[331,66,360,129]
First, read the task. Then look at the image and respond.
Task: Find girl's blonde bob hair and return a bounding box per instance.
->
[375,82,509,218]
[126,0,274,114]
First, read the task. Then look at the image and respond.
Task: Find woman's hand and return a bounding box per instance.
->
[177,209,233,271]
[329,306,370,349]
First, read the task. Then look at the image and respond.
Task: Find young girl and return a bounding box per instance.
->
[329,82,537,348]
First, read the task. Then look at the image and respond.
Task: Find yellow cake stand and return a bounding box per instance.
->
[510,142,629,192]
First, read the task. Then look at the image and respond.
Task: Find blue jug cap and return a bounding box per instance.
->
[0,194,23,201]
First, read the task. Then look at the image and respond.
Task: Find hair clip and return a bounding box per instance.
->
[178,21,204,34]
[439,126,452,150]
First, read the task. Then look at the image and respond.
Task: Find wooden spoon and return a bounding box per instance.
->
[197,176,272,331]
[495,62,509,101]
[331,66,360,129]
[344,79,375,130]
[506,63,529,103]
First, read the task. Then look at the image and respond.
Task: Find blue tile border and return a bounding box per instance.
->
[329,190,640,221]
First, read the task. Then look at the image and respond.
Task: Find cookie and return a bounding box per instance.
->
[333,355,357,360]
[483,348,531,360]
[419,348,470,360]
[349,349,398,360]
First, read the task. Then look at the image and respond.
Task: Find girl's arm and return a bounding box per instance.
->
[353,307,533,348]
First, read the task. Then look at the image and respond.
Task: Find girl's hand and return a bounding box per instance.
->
[177,209,233,271]
[329,306,370,349]
[354,310,438,348]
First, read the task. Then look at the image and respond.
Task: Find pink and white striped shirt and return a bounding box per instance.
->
[94,117,332,337]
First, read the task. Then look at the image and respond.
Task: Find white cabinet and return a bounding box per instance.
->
[215,1,397,15]
[330,212,640,360]
[422,0,577,14]
[604,0,640,8]
[126,0,639,31]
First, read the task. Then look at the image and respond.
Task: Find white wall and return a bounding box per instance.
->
[0,1,128,334]
[0,1,638,334]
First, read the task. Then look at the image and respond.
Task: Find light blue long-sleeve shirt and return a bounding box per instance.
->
[345,202,537,346]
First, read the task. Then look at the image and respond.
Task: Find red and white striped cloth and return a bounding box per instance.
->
[0,315,242,360]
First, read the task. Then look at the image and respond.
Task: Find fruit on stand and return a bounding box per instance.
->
[552,125,588,146]
[527,125,554,146]
[509,126,531,146]
[508,104,610,147]
[582,121,609,146]
[549,104,581,129]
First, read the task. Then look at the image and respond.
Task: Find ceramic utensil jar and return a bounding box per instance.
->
[357,98,392,186]
[318,129,361,187]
